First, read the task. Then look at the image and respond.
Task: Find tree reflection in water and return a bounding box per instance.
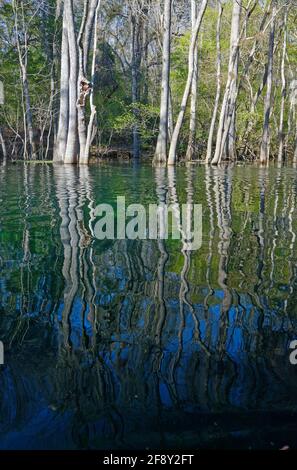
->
[0,164,297,449]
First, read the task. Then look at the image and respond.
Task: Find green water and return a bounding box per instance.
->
[0,162,297,450]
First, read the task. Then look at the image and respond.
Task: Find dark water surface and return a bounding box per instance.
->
[1,163,297,450]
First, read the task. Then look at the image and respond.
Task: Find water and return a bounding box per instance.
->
[0,162,297,450]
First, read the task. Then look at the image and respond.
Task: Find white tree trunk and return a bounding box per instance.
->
[77,0,89,163]
[82,0,99,72]
[54,4,69,163]
[212,0,242,165]
[168,87,174,142]
[83,0,101,164]
[0,128,7,165]
[294,117,297,164]
[77,0,100,164]
[226,0,242,160]
[277,7,288,163]
[13,0,37,160]
[260,5,276,165]
[153,0,172,166]
[185,0,199,161]
[55,0,99,165]
[168,0,208,166]
[64,0,78,164]
[205,1,223,163]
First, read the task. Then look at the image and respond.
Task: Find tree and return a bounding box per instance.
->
[84,0,101,163]
[205,0,223,163]
[2,0,297,164]
[77,0,100,164]
[185,0,199,162]
[211,0,242,165]
[168,0,208,166]
[64,0,78,164]
[54,2,69,163]
[277,5,288,163]
[12,0,38,159]
[54,0,101,165]
[129,0,147,159]
[153,0,172,166]
[260,2,276,165]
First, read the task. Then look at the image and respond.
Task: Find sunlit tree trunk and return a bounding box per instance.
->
[294,119,297,164]
[0,128,7,165]
[212,0,242,165]
[77,0,100,164]
[79,0,101,165]
[205,1,223,163]
[153,0,172,166]
[226,0,242,161]
[260,4,276,165]
[168,87,174,142]
[54,4,69,163]
[77,0,90,163]
[55,0,100,165]
[84,1,101,164]
[185,0,198,162]
[168,0,208,166]
[64,0,78,164]
[277,6,288,164]
[82,0,99,72]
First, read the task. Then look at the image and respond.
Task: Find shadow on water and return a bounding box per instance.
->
[1,163,297,449]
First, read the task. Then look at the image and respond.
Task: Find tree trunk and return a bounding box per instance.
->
[52,1,63,147]
[277,6,288,164]
[294,117,297,164]
[54,4,69,163]
[212,0,242,165]
[22,66,37,159]
[226,0,242,160]
[168,86,174,143]
[131,9,143,159]
[40,1,62,160]
[240,1,272,154]
[56,0,99,165]
[0,128,7,165]
[205,1,223,163]
[153,0,172,166]
[84,0,101,164]
[168,0,208,166]
[78,0,100,164]
[64,0,78,164]
[185,0,199,162]
[77,1,90,163]
[260,4,276,165]
[13,0,37,160]
[82,0,99,72]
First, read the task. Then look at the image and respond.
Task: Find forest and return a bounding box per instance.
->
[2,0,297,455]
[0,0,296,166]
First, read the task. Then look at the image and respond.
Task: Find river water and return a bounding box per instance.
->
[0,162,297,449]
